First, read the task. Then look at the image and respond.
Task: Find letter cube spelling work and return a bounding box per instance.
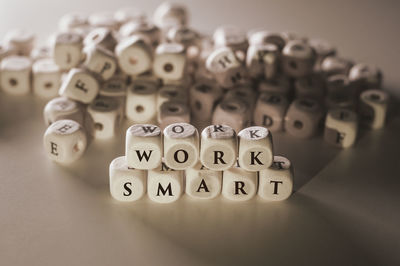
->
[126,124,162,170]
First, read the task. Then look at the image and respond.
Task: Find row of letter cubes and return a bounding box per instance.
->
[110,156,293,203]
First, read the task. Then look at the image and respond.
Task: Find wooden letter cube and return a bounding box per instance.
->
[126,81,158,123]
[153,43,186,81]
[163,123,199,170]
[359,89,388,129]
[253,92,289,132]
[109,156,146,202]
[258,155,293,201]
[200,125,237,171]
[87,97,121,139]
[147,162,184,203]
[43,97,84,126]
[59,68,100,104]
[83,45,117,80]
[125,124,162,170]
[115,35,153,76]
[185,162,222,200]
[32,58,61,99]
[158,101,190,130]
[222,163,257,201]
[284,98,323,139]
[189,80,222,124]
[0,56,31,95]
[238,126,273,171]
[43,119,87,164]
[52,32,83,71]
[324,108,358,148]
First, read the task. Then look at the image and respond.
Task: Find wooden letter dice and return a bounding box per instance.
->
[43,119,87,164]
[253,92,289,132]
[163,123,199,170]
[158,101,190,130]
[359,89,389,129]
[126,81,158,123]
[52,32,83,71]
[189,80,222,124]
[258,155,293,201]
[115,35,153,76]
[185,162,222,200]
[83,45,117,80]
[200,125,237,171]
[43,97,84,126]
[125,124,162,170]
[246,43,279,79]
[84,28,117,51]
[3,29,35,56]
[147,162,184,203]
[324,108,358,148]
[59,68,100,104]
[206,47,246,88]
[32,58,61,99]
[222,163,257,201]
[238,126,273,171]
[153,43,186,81]
[284,98,323,139]
[87,97,121,139]
[109,156,146,202]
[281,40,315,78]
[0,56,31,95]
[212,98,250,134]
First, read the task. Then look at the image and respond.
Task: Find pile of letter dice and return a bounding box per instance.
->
[0,2,389,203]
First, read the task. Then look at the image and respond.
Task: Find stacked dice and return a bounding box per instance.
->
[110,123,294,203]
[0,2,391,199]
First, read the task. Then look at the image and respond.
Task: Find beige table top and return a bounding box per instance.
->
[1,1,399,265]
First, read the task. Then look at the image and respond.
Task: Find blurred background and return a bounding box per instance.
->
[1,0,399,98]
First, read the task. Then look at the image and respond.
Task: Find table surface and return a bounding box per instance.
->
[1,1,400,265]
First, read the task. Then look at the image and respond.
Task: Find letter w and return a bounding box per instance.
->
[142,126,157,133]
[135,150,153,162]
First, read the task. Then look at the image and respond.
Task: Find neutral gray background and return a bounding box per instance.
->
[1,0,399,265]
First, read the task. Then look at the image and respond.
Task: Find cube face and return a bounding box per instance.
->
[281,40,315,77]
[185,163,222,199]
[43,119,87,164]
[32,58,61,99]
[4,29,35,56]
[153,43,186,81]
[284,98,323,139]
[109,156,146,202]
[321,56,353,77]
[222,165,257,201]
[83,45,117,80]
[87,97,121,139]
[253,92,289,132]
[359,89,388,129]
[349,63,382,90]
[116,36,153,76]
[126,124,162,170]
[200,125,237,171]
[84,28,117,51]
[43,97,84,126]
[163,123,199,170]
[59,68,100,104]
[246,44,278,79]
[212,98,250,134]
[324,108,358,148]
[53,32,83,70]
[126,81,158,123]
[258,156,293,201]
[147,162,183,203]
[206,47,245,88]
[238,126,273,172]
[159,101,190,130]
[189,81,221,124]
[0,56,31,95]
